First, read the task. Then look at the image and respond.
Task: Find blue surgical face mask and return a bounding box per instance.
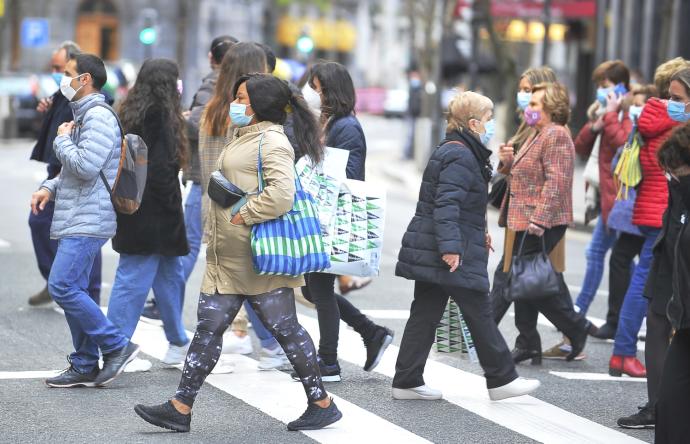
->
[52,72,64,87]
[667,100,690,122]
[596,86,613,105]
[480,118,495,145]
[628,105,643,121]
[229,102,254,127]
[516,92,531,110]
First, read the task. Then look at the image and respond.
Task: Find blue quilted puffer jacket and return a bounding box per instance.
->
[42,93,121,239]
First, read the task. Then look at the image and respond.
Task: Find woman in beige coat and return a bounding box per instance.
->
[134,74,342,433]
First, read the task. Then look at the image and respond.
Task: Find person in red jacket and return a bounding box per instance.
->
[609,61,685,378]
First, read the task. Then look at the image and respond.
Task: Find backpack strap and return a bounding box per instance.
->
[79,101,124,195]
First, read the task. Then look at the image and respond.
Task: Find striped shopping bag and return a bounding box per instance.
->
[250,136,330,276]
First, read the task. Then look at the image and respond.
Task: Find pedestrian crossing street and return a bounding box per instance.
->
[133,311,647,442]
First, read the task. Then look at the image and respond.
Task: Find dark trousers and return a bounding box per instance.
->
[655,329,690,443]
[607,232,645,328]
[28,201,102,299]
[645,306,673,408]
[302,273,377,365]
[512,227,587,350]
[393,281,518,389]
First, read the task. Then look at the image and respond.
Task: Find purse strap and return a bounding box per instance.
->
[256,131,303,194]
[515,231,548,258]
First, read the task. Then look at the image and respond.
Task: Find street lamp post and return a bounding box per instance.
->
[542,0,552,65]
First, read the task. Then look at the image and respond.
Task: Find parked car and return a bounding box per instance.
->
[383,88,409,118]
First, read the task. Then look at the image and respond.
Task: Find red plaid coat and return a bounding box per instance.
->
[501,124,575,231]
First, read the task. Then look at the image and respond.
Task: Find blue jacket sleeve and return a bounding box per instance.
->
[53,107,120,181]
[328,118,366,180]
[433,147,472,255]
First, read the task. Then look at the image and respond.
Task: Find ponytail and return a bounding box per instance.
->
[288,92,324,165]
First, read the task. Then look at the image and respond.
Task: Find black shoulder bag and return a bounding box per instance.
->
[505,232,562,302]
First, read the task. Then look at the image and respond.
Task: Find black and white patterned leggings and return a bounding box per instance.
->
[174,288,326,407]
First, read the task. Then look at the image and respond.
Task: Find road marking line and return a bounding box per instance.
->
[0,371,60,379]
[550,372,647,382]
[0,238,10,248]
[128,319,430,444]
[297,315,645,444]
[506,312,645,352]
[361,309,410,320]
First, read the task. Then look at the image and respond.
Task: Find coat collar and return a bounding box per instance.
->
[234,120,279,138]
[69,92,105,115]
[512,123,556,167]
[443,128,493,182]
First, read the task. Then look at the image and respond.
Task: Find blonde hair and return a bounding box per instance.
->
[532,82,570,125]
[446,90,493,132]
[654,57,690,99]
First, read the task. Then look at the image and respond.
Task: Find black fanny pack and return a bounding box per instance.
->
[208,170,246,208]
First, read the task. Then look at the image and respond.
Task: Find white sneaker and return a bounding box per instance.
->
[212,355,235,374]
[124,358,152,373]
[257,346,290,371]
[221,333,253,354]
[488,377,540,401]
[161,342,189,366]
[392,385,443,400]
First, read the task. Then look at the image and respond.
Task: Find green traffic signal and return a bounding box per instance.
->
[139,27,157,45]
[296,35,314,54]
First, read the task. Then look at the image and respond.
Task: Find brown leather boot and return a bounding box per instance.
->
[28,285,52,306]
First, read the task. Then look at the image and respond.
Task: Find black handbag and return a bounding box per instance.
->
[489,174,507,209]
[207,170,246,208]
[505,232,561,302]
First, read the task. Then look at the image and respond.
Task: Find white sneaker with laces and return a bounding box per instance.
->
[221,333,253,354]
[488,377,540,401]
[257,346,290,370]
[392,385,443,400]
[124,358,153,373]
[162,342,189,366]
[212,355,235,374]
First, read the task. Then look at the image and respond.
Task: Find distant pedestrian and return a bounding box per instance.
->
[394,90,540,401]
[26,41,104,307]
[30,53,138,388]
[497,82,593,365]
[105,58,191,367]
[134,73,343,433]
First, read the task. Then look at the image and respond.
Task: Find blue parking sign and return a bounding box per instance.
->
[21,18,50,48]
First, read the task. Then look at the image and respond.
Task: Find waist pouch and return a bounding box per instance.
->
[208,170,246,208]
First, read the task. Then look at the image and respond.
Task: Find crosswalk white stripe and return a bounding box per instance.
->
[296,315,645,444]
[549,371,647,382]
[0,238,10,248]
[128,316,430,443]
[360,309,410,319]
[0,370,61,379]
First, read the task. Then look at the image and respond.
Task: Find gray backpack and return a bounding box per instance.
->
[80,102,148,215]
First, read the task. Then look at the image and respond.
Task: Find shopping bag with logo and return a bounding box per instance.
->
[250,137,330,276]
[323,179,386,277]
[614,125,642,199]
[435,300,478,362]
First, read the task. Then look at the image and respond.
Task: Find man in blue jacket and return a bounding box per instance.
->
[28,41,104,307]
[30,53,139,388]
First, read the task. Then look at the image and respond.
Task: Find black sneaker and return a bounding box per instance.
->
[287,398,343,431]
[134,401,191,433]
[95,342,140,387]
[140,300,162,325]
[45,360,99,388]
[291,358,341,382]
[617,404,655,429]
[363,327,394,372]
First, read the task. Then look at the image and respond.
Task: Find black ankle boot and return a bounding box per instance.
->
[511,347,542,365]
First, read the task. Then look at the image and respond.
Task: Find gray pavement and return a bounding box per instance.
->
[0,118,653,443]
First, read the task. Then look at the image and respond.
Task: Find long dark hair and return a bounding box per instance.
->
[203,42,266,137]
[233,73,323,164]
[118,58,187,167]
[309,61,355,130]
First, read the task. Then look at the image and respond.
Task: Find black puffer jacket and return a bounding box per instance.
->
[112,106,189,256]
[396,129,493,292]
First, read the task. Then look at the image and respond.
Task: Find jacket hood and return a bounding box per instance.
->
[638,97,679,139]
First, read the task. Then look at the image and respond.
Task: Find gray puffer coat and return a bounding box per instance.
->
[42,93,121,239]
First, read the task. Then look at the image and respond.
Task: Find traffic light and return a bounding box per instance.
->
[139,27,156,45]
[296,33,314,54]
[139,9,158,46]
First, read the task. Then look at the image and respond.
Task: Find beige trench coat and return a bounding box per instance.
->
[201,121,305,296]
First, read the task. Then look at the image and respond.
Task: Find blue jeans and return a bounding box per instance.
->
[107,254,189,346]
[29,200,102,298]
[48,237,128,373]
[180,183,202,281]
[613,226,660,356]
[575,218,618,314]
[244,300,280,350]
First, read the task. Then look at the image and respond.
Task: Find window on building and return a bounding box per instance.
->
[75,0,119,61]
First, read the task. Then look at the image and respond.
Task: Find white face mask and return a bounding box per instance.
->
[301,83,322,117]
[60,73,85,101]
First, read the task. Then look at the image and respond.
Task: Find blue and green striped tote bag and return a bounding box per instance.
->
[250,136,330,276]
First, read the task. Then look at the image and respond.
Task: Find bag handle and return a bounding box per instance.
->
[256,131,303,194]
[515,231,548,258]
